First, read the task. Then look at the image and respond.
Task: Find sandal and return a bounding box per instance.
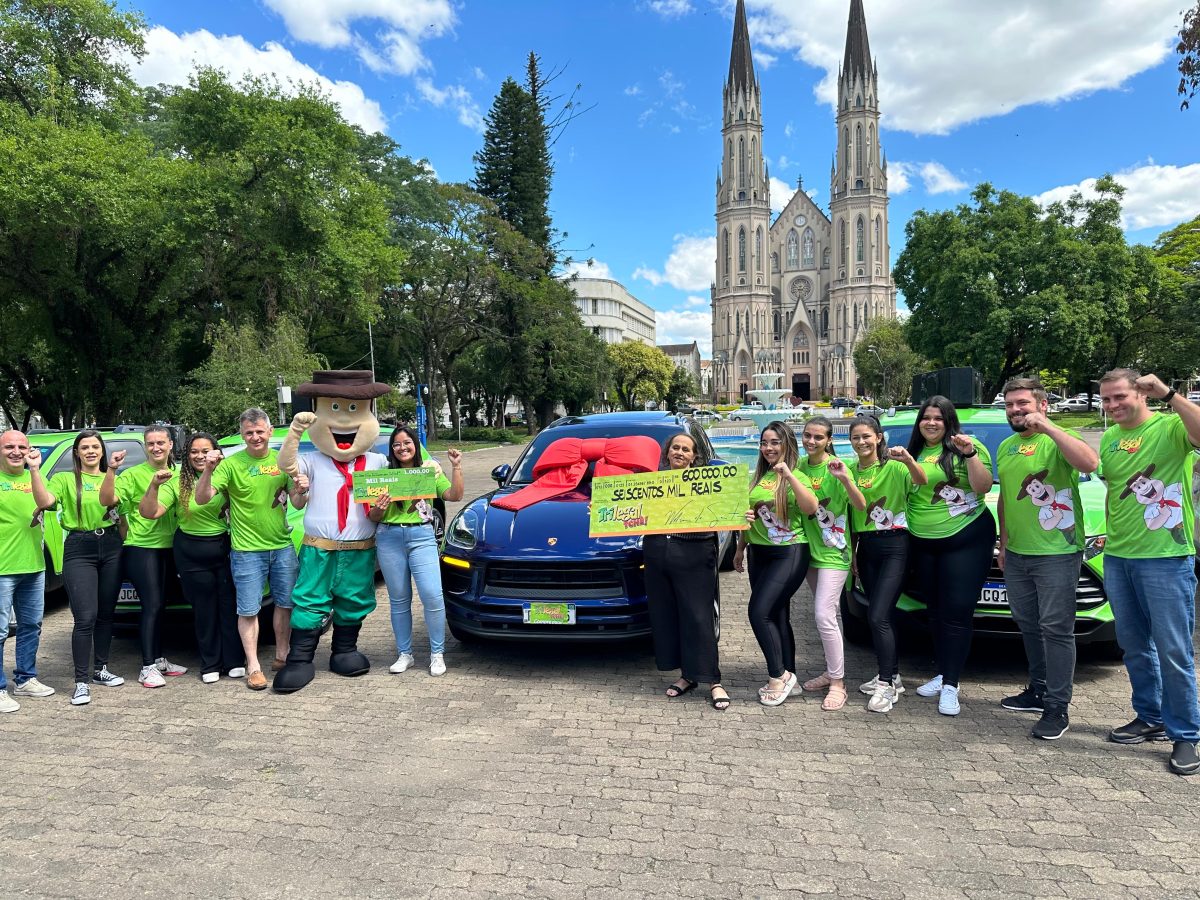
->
[802,672,832,692]
[760,672,797,707]
[822,682,848,711]
[666,679,698,698]
[710,685,731,711]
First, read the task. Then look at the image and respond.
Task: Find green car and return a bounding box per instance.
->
[841,406,1117,649]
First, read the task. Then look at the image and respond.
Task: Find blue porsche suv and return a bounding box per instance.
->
[439,412,734,641]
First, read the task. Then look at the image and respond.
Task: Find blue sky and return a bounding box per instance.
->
[126,0,1199,357]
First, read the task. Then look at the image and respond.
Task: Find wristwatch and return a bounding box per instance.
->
[1162,388,1177,404]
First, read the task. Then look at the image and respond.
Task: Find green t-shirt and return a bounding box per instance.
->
[380,469,452,525]
[210,449,293,552]
[746,467,812,547]
[116,463,178,549]
[47,470,115,532]
[0,470,44,575]
[850,458,917,534]
[157,477,229,537]
[1100,413,1195,558]
[797,457,851,570]
[997,431,1085,555]
[908,437,992,539]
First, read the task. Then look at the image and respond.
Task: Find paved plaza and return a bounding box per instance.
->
[5,442,1200,899]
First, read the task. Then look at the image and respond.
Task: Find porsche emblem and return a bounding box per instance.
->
[547,537,558,546]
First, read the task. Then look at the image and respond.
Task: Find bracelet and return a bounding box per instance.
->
[961,448,978,459]
[1162,388,1177,404]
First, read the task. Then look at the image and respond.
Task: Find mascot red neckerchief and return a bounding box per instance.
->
[273,370,391,694]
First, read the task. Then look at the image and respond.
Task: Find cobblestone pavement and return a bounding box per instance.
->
[6,441,1200,899]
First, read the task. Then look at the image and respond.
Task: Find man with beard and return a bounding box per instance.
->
[996,378,1097,741]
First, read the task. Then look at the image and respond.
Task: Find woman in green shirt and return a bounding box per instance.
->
[34,431,126,705]
[732,422,819,707]
[904,396,995,717]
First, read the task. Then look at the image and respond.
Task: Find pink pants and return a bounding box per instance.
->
[805,567,847,680]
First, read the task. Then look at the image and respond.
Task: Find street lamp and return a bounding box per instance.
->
[868,345,886,405]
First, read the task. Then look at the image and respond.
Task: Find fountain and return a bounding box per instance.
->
[727,373,810,432]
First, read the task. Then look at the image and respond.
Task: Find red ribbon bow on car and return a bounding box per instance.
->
[491,436,662,512]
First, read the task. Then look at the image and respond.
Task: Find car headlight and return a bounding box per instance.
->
[1084,534,1106,560]
[445,508,479,551]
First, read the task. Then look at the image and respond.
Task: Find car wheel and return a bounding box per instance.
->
[431,500,447,542]
[447,620,477,644]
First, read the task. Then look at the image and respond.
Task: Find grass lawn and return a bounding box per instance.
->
[1048,412,1105,429]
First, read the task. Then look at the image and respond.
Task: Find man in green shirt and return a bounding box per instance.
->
[0,431,56,711]
[1098,368,1200,776]
[996,378,1098,741]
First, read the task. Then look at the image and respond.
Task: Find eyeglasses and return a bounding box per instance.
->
[759,440,783,448]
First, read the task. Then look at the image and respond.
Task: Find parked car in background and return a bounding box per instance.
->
[726,401,765,421]
[691,409,723,425]
[830,397,855,409]
[1187,391,1200,403]
[1053,397,1095,413]
[852,404,886,418]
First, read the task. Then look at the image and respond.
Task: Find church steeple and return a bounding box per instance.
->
[727,0,756,94]
[842,0,872,81]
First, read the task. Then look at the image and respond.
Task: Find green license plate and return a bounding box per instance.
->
[523,603,576,625]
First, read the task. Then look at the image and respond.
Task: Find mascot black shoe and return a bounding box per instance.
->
[329,622,370,676]
[272,627,322,693]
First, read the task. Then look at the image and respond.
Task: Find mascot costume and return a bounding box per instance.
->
[273,370,391,693]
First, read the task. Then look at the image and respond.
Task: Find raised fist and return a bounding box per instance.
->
[827,458,847,477]
[204,449,222,470]
[886,446,913,463]
[1134,374,1170,400]
[772,460,791,477]
[447,448,463,468]
[949,433,975,455]
[25,448,42,470]
[290,411,318,432]
[109,449,127,468]
[151,469,173,486]
[1021,411,1049,434]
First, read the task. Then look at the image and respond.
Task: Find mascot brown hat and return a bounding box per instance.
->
[295,370,391,400]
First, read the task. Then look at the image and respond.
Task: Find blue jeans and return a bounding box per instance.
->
[0,571,46,691]
[230,547,298,617]
[376,523,446,655]
[1105,555,1200,742]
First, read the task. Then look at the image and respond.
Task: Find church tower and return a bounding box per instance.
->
[827,0,895,397]
[711,0,774,403]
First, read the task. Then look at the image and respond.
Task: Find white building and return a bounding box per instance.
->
[571,277,657,346]
[658,341,702,385]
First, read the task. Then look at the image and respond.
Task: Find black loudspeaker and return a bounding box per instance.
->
[910,367,981,406]
[291,393,313,414]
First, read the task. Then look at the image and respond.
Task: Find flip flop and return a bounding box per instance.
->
[666,679,698,698]
[760,672,797,707]
[710,686,731,711]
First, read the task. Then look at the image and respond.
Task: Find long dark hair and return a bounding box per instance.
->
[802,415,837,458]
[179,432,217,515]
[387,425,425,469]
[72,430,109,521]
[906,395,964,485]
[659,431,710,469]
[848,415,887,466]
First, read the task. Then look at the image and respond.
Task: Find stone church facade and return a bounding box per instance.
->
[710,0,896,403]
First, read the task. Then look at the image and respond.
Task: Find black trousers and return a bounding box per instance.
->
[123,545,171,667]
[643,535,721,684]
[855,529,909,682]
[62,528,123,682]
[174,532,240,675]
[909,510,996,688]
[747,543,810,679]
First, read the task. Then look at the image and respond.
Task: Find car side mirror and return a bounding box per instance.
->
[491,464,511,486]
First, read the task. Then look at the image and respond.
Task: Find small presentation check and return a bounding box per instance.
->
[352,467,437,502]
[589,464,750,537]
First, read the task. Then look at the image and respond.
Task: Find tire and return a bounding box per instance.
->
[448,620,478,644]
[432,500,447,542]
[718,535,736,571]
[839,590,872,645]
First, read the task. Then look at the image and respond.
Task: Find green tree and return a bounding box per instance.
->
[1179,1,1200,109]
[607,343,674,411]
[176,315,326,435]
[1141,214,1200,377]
[661,366,699,412]
[851,318,926,406]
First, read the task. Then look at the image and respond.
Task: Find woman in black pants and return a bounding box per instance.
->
[643,431,728,710]
[141,433,241,684]
[847,415,926,713]
[33,431,125,706]
[904,396,995,717]
[733,422,819,707]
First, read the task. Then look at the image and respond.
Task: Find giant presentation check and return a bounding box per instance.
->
[352,467,438,502]
[589,464,750,537]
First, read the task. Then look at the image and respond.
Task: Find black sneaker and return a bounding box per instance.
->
[1108,717,1168,744]
[1001,683,1045,712]
[1031,707,1069,741]
[1169,741,1200,776]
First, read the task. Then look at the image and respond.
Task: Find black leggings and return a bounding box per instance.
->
[909,510,996,688]
[62,528,123,682]
[174,532,240,675]
[124,545,171,667]
[644,535,721,684]
[855,529,909,682]
[747,543,810,679]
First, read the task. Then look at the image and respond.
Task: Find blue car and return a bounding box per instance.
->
[439,412,735,641]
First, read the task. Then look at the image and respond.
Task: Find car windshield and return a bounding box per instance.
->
[881,420,1016,482]
[509,424,688,484]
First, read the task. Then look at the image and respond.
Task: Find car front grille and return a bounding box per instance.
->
[977,558,1107,610]
[482,562,625,601]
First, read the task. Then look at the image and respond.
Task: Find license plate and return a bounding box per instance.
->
[979,581,1008,606]
[523,602,576,625]
[118,583,140,603]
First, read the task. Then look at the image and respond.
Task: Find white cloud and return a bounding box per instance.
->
[777,155,792,170]
[769,176,797,215]
[656,308,712,356]
[562,258,613,280]
[684,296,708,307]
[886,160,965,195]
[131,27,387,132]
[783,121,794,138]
[414,78,483,131]
[624,84,643,96]
[647,0,693,18]
[888,162,913,195]
[1033,163,1200,231]
[748,0,1181,135]
[634,234,713,291]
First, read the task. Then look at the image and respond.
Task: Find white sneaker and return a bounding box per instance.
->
[92,666,125,687]
[938,684,961,716]
[0,690,19,713]
[389,653,415,674]
[139,665,166,688]
[430,653,446,677]
[227,667,246,678]
[201,672,220,684]
[867,682,898,713]
[155,657,188,676]
[13,677,55,698]
[859,674,905,696]
[916,674,944,697]
[71,683,91,706]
